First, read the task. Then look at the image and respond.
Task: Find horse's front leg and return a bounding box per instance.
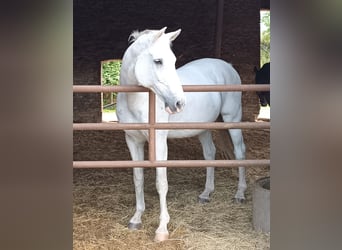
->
[125,133,145,230]
[154,132,170,242]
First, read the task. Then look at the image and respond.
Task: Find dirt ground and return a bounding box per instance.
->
[73,124,270,249]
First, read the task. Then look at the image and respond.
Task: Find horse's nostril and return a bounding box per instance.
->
[176,100,184,109]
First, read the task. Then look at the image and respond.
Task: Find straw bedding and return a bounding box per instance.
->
[74,128,270,249]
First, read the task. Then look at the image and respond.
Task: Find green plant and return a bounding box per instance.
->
[102,60,121,86]
[101,60,121,112]
[260,11,270,66]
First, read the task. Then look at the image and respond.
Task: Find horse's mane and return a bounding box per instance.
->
[128,29,159,44]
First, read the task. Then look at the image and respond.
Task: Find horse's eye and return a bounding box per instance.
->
[154,59,163,65]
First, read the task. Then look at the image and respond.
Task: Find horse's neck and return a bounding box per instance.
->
[120,39,150,86]
[119,44,149,116]
[120,66,137,86]
[120,56,138,86]
[118,38,169,121]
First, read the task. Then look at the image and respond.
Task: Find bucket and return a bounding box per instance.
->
[252,176,270,233]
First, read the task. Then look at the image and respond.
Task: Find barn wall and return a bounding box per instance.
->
[221,0,260,121]
[74,0,260,160]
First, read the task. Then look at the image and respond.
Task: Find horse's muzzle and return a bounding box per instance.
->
[165,98,185,114]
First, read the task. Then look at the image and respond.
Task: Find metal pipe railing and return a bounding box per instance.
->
[73,122,270,131]
[73,84,270,93]
[73,159,270,169]
[148,91,156,162]
[73,84,270,169]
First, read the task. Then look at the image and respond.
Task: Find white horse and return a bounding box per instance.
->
[116,27,246,241]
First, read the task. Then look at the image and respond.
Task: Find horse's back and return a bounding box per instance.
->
[167,58,242,138]
[177,58,241,85]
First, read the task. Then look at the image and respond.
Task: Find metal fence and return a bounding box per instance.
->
[73,84,270,169]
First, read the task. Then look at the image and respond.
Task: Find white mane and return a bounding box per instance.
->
[128,29,160,44]
[127,29,175,49]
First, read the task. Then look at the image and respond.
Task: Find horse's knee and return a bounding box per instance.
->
[156,169,168,194]
[156,181,168,194]
[133,168,144,186]
[229,130,245,159]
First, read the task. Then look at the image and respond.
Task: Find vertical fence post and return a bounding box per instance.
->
[148,91,156,162]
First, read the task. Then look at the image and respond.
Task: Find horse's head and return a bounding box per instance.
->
[254,63,271,106]
[254,63,270,85]
[133,27,186,114]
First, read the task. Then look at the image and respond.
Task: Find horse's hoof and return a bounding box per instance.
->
[233,197,246,204]
[154,232,169,242]
[128,222,141,230]
[198,197,210,204]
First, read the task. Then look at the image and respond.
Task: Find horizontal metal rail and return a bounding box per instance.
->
[73,159,270,169]
[73,84,270,93]
[73,122,270,131]
[73,84,270,169]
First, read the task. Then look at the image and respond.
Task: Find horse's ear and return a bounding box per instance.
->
[166,29,181,42]
[160,27,167,33]
[153,27,167,42]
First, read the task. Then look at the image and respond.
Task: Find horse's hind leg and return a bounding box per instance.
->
[198,130,216,203]
[125,133,145,230]
[228,128,247,203]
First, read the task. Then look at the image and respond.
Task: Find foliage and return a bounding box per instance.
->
[101,60,121,111]
[260,11,270,67]
[102,60,121,86]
